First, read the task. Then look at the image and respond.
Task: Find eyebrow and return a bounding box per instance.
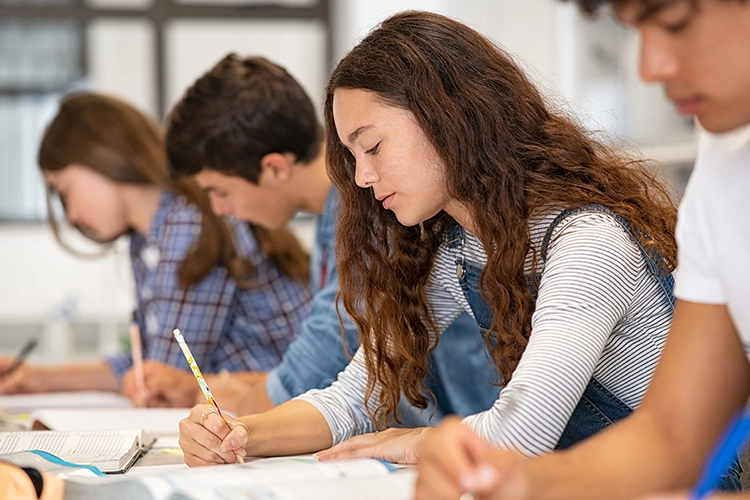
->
[346,124,374,145]
[632,0,679,24]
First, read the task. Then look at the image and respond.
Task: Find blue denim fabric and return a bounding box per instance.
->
[445,206,740,491]
[265,190,359,405]
[266,189,501,421]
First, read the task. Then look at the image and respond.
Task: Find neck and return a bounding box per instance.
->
[122,185,164,235]
[444,200,476,234]
[295,148,332,215]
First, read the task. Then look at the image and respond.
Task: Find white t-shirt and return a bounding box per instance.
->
[674,123,750,350]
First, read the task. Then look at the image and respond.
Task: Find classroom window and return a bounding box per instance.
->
[0,17,86,222]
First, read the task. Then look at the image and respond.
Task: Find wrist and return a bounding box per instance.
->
[31,365,52,392]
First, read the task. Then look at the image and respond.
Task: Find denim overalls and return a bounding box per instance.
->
[446,204,740,491]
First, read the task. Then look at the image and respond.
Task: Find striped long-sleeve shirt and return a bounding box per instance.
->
[297,210,672,456]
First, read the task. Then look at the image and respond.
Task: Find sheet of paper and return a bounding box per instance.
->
[0,391,132,413]
[30,408,188,436]
[132,457,398,498]
[64,457,411,500]
[168,470,417,500]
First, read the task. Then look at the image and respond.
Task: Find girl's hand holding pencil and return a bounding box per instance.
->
[173,328,248,465]
[179,403,249,466]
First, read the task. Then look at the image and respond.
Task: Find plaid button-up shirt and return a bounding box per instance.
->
[108,191,311,379]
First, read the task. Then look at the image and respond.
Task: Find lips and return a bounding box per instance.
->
[672,96,702,116]
[376,193,395,210]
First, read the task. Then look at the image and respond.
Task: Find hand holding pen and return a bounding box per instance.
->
[0,337,39,378]
[173,328,247,464]
[0,338,40,394]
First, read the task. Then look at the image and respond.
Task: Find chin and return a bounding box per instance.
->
[392,212,422,228]
[697,110,750,134]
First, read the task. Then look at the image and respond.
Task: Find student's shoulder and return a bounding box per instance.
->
[690,124,750,196]
[223,215,263,259]
[535,207,633,250]
[161,192,202,227]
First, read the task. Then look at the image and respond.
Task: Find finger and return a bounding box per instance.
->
[415,458,466,500]
[316,434,370,460]
[179,417,235,465]
[203,412,232,442]
[220,423,249,454]
[420,420,483,485]
[145,392,169,407]
[470,450,530,499]
[0,372,22,394]
[121,371,133,395]
[461,427,492,465]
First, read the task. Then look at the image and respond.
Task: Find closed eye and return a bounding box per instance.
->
[365,142,380,155]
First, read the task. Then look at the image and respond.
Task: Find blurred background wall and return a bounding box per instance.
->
[0,0,696,362]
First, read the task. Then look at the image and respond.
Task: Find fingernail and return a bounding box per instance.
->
[464,464,498,489]
[459,473,473,491]
[477,464,498,485]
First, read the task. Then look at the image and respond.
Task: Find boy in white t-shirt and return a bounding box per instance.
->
[414,1,750,500]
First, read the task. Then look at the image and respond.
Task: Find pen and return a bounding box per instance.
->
[129,312,147,407]
[689,409,750,500]
[1,337,39,377]
[172,328,245,464]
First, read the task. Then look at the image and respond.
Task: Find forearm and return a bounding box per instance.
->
[525,409,689,500]
[228,371,268,386]
[239,399,333,456]
[37,361,119,392]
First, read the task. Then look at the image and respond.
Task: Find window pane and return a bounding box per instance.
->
[0,19,85,222]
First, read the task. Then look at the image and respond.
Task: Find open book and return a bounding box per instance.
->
[63,457,415,500]
[0,429,153,474]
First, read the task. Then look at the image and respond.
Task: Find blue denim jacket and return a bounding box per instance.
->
[266,189,501,422]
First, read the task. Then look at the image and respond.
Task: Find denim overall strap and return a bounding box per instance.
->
[540,204,675,310]
[446,224,494,334]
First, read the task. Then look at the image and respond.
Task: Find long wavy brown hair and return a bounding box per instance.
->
[39,92,308,287]
[324,11,678,427]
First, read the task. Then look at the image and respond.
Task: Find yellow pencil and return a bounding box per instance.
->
[172,328,244,464]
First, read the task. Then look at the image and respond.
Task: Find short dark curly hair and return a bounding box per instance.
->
[165,53,322,183]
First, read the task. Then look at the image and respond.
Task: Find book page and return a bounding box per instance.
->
[0,429,142,472]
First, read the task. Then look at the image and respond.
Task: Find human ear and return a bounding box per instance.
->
[259,153,294,182]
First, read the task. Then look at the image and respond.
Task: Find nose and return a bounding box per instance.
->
[638,27,679,83]
[64,200,80,226]
[209,195,232,216]
[354,159,379,189]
